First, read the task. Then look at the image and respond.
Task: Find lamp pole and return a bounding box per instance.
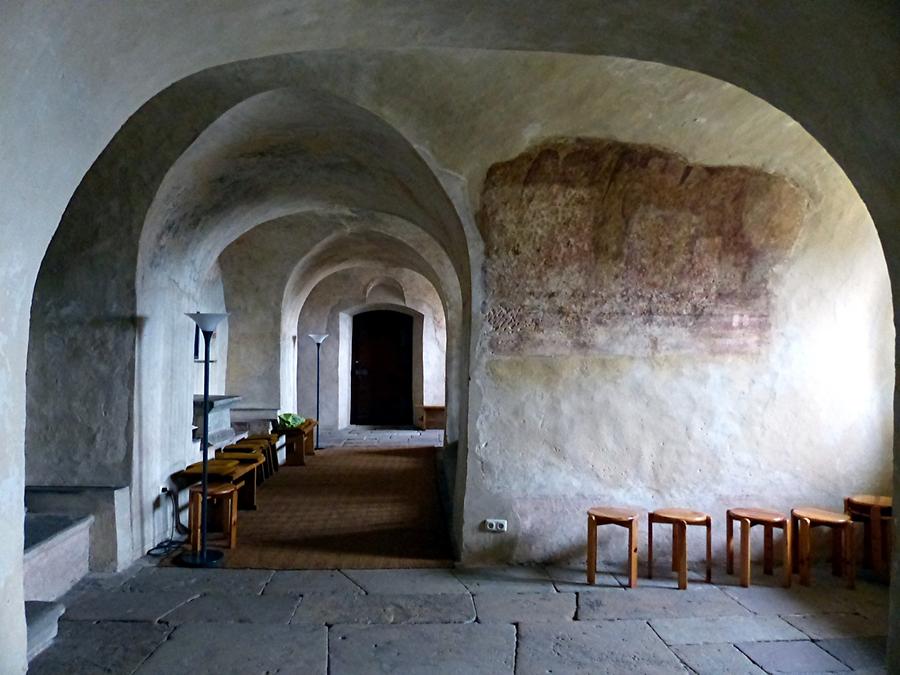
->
[308,334,328,449]
[177,312,228,568]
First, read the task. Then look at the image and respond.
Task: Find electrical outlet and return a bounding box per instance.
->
[484,518,508,533]
[159,485,169,494]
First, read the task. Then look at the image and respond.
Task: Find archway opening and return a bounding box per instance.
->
[351,310,414,426]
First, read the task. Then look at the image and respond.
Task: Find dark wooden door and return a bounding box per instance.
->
[351,310,413,425]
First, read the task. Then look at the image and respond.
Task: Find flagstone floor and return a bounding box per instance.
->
[30,560,888,674]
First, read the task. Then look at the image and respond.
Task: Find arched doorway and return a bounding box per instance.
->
[351,309,414,425]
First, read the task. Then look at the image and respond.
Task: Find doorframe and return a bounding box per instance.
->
[338,303,424,428]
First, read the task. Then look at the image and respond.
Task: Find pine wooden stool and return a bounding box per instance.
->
[586,507,639,588]
[726,508,792,588]
[845,495,892,579]
[189,482,241,552]
[648,508,712,589]
[791,506,855,588]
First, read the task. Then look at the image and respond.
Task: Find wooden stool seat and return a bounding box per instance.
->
[793,506,850,525]
[728,507,787,525]
[587,506,639,588]
[726,507,792,588]
[587,506,639,522]
[846,495,892,513]
[651,508,709,524]
[191,482,239,498]
[648,508,712,589]
[188,482,240,552]
[845,495,892,579]
[184,459,239,475]
[216,451,265,464]
[792,506,854,588]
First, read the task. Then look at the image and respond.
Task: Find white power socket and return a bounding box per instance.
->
[484,518,508,533]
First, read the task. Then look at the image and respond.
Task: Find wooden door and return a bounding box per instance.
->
[351,310,413,425]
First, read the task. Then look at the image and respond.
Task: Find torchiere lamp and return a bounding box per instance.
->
[176,311,229,568]
[308,333,328,449]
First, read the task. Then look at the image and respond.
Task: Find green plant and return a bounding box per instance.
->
[276,412,306,429]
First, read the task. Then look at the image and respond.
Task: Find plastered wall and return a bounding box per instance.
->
[3,6,898,671]
[461,134,892,563]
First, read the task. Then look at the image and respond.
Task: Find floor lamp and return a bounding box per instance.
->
[308,333,328,449]
[177,311,229,568]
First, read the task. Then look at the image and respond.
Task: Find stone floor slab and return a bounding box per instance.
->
[343,568,468,594]
[650,615,807,645]
[737,640,850,673]
[577,586,749,620]
[671,643,766,674]
[453,566,556,593]
[329,623,514,675]
[722,584,870,617]
[164,592,301,624]
[546,565,621,591]
[816,636,886,670]
[516,620,687,674]
[291,592,476,624]
[28,621,171,675]
[135,622,326,674]
[122,566,273,595]
[263,570,364,596]
[62,589,198,623]
[784,612,888,640]
[474,591,575,622]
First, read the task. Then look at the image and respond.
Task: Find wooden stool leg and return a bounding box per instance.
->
[863,518,873,569]
[832,526,844,577]
[799,517,812,586]
[763,525,774,575]
[647,516,654,579]
[783,521,793,588]
[740,518,752,588]
[705,516,713,583]
[726,513,734,575]
[844,521,855,589]
[627,520,638,589]
[792,514,800,573]
[675,521,688,590]
[672,522,681,571]
[586,515,597,585]
[189,491,201,553]
[871,506,883,578]
[229,492,238,549]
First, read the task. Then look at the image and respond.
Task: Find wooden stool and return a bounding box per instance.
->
[726,508,792,588]
[845,495,892,578]
[586,507,639,588]
[188,482,240,552]
[791,507,854,588]
[648,508,712,589]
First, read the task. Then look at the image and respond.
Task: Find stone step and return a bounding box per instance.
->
[24,513,93,601]
[26,600,65,661]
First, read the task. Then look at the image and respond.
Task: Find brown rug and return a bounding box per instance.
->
[174,444,453,569]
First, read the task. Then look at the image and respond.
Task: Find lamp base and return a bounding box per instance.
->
[174,549,225,568]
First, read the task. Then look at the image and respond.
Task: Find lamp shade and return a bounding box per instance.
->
[308,333,329,344]
[186,312,229,333]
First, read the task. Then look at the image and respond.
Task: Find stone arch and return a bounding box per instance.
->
[293,266,446,430]
[25,79,471,575]
[9,35,898,672]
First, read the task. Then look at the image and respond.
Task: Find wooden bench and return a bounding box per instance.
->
[181,456,263,510]
[279,419,317,465]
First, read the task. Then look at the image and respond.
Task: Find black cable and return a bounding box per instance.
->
[146,489,187,557]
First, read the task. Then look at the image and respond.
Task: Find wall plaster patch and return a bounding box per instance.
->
[478,138,808,356]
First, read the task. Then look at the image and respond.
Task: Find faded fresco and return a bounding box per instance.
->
[479,139,808,355]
